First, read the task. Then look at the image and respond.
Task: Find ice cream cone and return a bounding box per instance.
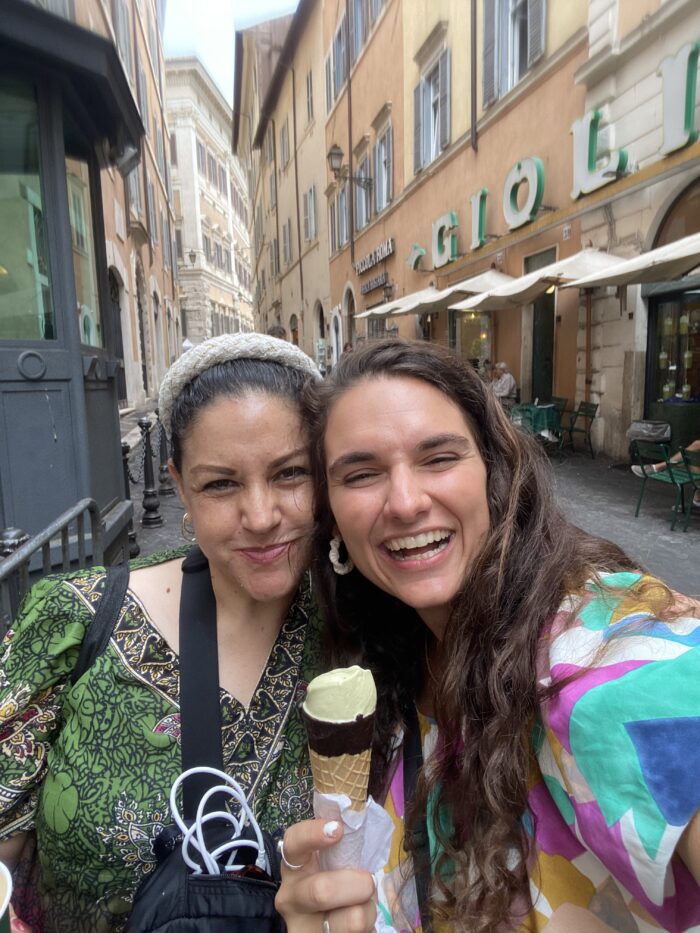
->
[309,747,372,811]
[302,666,377,812]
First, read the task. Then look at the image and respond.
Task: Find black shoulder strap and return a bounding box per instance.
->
[72,562,130,685]
[403,702,432,932]
[178,546,225,819]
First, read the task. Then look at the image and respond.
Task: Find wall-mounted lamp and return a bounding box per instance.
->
[188,249,197,266]
[327,144,373,191]
[383,279,395,302]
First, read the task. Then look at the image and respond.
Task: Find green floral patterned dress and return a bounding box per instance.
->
[0,548,323,932]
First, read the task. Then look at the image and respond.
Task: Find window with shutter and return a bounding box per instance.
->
[527,0,545,67]
[413,84,422,174]
[354,155,370,231]
[338,187,348,246]
[138,64,148,126]
[329,200,337,254]
[325,53,333,112]
[303,191,309,241]
[438,49,451,151]
[385,126,393,202]
[306,70,314,122]
[309,186,317,239]
[485,0,544,106]
[483,0,497,107]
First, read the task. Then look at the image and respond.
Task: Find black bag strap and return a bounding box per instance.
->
[403,702,432,932]
[72,562,130,685]
[178,546,225,820]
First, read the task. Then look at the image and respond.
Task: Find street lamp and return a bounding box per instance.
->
[383,279,394,302]
[188,249,197,266]
[326,144,373,190]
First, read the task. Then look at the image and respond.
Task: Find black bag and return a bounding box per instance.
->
[127,547,284,932]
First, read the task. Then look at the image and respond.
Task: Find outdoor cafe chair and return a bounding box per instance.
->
[558,401,598,458]
[551,396,568,416]
[679,445,700,532]
[631,440,693,531]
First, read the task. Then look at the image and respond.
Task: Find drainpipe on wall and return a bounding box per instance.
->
[290,65,305,334]
[272,117,282,324]
[346,0,355,266]
[470,0,478,151]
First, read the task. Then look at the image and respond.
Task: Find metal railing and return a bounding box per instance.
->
[0,498,104,634]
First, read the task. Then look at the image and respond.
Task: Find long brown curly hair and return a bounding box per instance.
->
[302,339,641,931]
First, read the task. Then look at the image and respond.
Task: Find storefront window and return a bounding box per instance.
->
[461,310,492,372]
[0,77,56,341]
[652,294,700,401]
[65,156,102,347]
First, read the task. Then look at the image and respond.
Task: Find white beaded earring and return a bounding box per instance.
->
[329,535,354,575]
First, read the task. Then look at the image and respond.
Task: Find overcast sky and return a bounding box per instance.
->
[163,0,299,106]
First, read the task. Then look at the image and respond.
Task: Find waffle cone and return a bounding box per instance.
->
[309,747,371,811]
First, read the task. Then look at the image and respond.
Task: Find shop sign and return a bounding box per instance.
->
[354,238,394,274]
[416,38,700,266]
[361,271,388,295]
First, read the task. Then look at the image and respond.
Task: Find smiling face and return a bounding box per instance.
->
[171,392,313,610]
[325,375,490,635]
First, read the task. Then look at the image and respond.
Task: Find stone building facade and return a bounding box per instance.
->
[166,56,253,346]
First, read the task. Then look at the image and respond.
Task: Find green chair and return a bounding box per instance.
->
[558,401,598,458]
[632,440,693,531]
[679,445,700,532]
[551,397,568,435]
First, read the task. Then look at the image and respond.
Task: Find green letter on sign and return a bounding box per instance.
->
[432,211,459,268]
[502,158,544,230]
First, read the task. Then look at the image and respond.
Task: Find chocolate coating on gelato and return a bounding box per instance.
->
[302,709,375,757]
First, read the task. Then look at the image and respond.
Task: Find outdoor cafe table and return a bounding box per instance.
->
[510,403,561,438]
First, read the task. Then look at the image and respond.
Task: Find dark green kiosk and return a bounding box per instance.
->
[0,0,144,561]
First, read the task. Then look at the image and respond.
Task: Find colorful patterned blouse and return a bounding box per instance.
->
[376,572,700,932]
[0,549,323,932]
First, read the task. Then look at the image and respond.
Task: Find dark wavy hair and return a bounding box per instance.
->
[302,339,640,931]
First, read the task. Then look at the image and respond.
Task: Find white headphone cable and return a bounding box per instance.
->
[168,766,269,876]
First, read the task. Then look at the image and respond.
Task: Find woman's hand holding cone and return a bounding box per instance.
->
[274,818,377,933]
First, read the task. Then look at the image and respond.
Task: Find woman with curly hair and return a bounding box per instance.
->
[275,339,700,933]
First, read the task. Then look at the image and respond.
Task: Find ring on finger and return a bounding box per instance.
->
[277,837,307,871]
[322,918,331,933]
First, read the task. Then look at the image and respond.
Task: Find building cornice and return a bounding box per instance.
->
[575,0,695,89]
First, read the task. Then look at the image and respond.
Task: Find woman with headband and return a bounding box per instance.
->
[0,334,324,931]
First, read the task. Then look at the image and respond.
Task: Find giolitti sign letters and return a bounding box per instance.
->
[416,40,699,268]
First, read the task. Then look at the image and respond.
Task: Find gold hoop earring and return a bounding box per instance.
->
[181,512,196,542]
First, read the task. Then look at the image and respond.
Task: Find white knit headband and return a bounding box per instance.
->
[158,333,321,437]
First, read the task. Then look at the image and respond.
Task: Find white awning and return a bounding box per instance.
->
[387,269,516,317]
[562,232,700,289]
[452,249,623,311]
[355,270,516,320]
[355,287,438,319]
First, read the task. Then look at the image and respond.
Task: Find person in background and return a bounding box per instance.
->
[631,438,700,511]
[342,341,354,354]
[0,333,322,932]
[490,360,517,410]
[267,324,288,340]
[277,339,700,933]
